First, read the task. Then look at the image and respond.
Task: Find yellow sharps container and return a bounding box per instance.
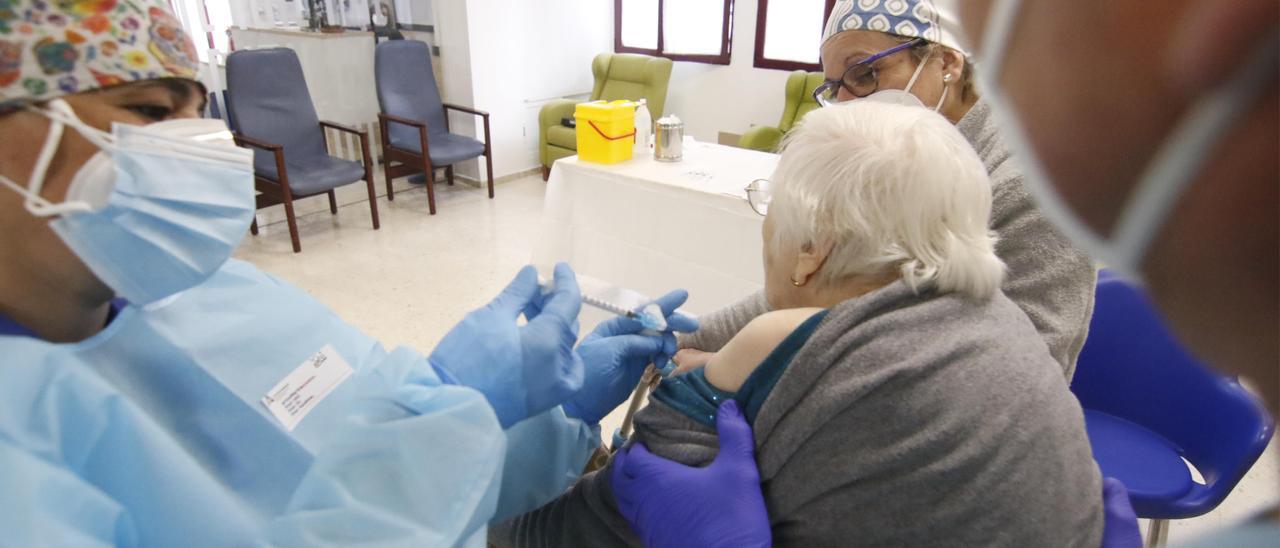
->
[575,100,637,164]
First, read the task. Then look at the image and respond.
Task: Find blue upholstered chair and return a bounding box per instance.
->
[1072,269,1274,546]
[375,39,493,215]
[226,47,380,253]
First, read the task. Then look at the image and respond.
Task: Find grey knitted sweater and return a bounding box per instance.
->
[492,281,1103,547]
[682,100,1097,379]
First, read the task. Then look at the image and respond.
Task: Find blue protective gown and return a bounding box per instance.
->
[0,259,599,547]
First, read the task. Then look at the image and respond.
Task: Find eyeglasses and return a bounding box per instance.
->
[745,178,771,216]
[813,38,925,107]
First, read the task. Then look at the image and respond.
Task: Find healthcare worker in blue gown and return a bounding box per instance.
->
[0,1,738,545]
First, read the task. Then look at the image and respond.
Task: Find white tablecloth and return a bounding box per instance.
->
[532,141,779,320]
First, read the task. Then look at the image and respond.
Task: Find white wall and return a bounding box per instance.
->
[434,0,795,180]
[231,0,786,180]
[430,0,478,177]
[434,0,612,180]
[405,0,433,25]
[663,0,793,143]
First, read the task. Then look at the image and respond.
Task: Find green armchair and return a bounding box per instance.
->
[539,53,673,179]
[738,71,825,153]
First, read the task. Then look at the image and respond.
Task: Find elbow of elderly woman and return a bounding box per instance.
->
[492,101,1103,548]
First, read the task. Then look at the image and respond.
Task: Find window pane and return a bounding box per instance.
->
[173,0,209,63]
[206,0,234,55]
[620,0,659,50]
[761,0,824,64]
[663,0,725,55]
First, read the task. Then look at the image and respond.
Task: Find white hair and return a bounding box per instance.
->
[769,100,1004,299]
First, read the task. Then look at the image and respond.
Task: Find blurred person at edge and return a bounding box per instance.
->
[963,0,1278,544]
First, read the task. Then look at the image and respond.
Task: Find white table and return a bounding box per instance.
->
[532,141,778,321]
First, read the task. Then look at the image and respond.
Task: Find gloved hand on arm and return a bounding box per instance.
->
[428,263,583,428]
[564,289,699,424]
[610,400,772,548]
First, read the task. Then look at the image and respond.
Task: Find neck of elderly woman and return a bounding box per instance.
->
[798,271,899,309]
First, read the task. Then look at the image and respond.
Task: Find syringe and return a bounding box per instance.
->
[539,275,668,331]
[582,293,638,320]
[582,294,668,331]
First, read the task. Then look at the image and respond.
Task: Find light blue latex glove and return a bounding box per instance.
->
[564,289,699,425]
[429,263,584,428]
[611,400,771,548]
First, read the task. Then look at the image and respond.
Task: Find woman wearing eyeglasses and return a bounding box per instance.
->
[682,0,1097,380]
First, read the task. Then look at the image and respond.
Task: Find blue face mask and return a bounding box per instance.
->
[0,99,256,305]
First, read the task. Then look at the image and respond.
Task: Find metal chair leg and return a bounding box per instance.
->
[1145,519,1169,548]
[446,165,454,186]
[327,190,338,214]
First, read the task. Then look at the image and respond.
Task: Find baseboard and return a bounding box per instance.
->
[454,166,542,188]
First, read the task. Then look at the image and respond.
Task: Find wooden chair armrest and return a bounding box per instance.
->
[319,120,367,137]
[443,103,490,118]
[378,112,429,130]
[233,133,282,152]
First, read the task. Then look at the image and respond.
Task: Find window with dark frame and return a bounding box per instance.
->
[173,0,234,63]
[614,0,736,65]
[753,0,836,72]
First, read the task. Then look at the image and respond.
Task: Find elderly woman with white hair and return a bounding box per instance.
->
[682,0,1097,378]
[492,102,1103,546]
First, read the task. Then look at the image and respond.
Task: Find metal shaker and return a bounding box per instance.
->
[654,115,684,162]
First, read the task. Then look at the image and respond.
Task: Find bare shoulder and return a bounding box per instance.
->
[704,307,825,392]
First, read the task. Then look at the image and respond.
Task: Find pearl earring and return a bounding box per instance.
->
[943,73,954,83]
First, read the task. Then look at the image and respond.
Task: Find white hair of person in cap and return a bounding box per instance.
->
[765,99,1004,304]
[815,0,978,124]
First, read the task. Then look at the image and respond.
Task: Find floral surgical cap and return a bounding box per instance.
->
[822,0,966,54]
[0,0,199,107]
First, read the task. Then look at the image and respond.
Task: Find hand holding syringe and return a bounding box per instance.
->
[582,293,669,332]
[537,274,680,332]
[536,272,698,438]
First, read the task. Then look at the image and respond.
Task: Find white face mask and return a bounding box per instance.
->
[974,0,1279,280]
[862,49,949,112]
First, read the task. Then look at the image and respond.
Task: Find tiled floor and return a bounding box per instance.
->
[235,172,1278,544]
[237,174,543,354]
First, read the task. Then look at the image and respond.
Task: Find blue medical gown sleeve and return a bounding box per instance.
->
[493,408,601,522]
[0,440,135,547]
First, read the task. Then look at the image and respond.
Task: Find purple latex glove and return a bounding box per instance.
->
[1101,477,1142,548]
[610,400,771,548]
